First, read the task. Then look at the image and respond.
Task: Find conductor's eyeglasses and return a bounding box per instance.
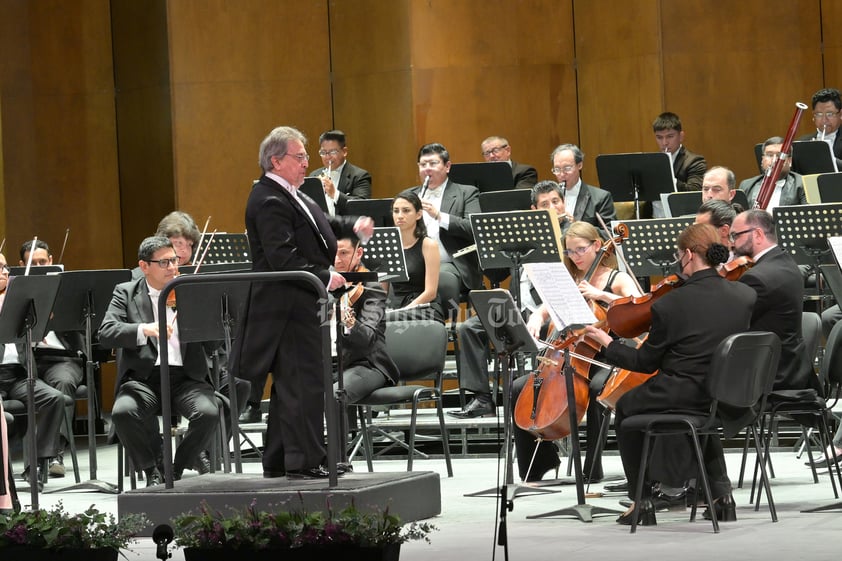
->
[728,228,757,243]
[562,242,594,257]
[145,257,179,268]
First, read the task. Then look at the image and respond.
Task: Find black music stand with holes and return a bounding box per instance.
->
[172,278,251,473]
[793,141,837,175]
[197,233,250,264]
[178,262,251,276]
[8,265,63,277]
[450,162,514,192]
[300,177,329,213]
[0,274,61,509]
[817,173,842,203]
[610,216,696,277]
[596,152,675,219]
[478,190,534,287]
[360,227,408,283]
[42,269,131,495]
[345,199,394,227]
[662,190,750,217]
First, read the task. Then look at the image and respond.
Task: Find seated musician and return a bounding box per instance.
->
[19,240,83,479]
[332,234,398,427]
[585,223,754,524]
[701,166,737,204]
[738,136,807,212]
[695,199,738,261]
[449,180,571,419]
[514,221,640,483]
[156,211,201,267]
[387,190,444,323]
[0,251,65,481]
[98,236,219,486]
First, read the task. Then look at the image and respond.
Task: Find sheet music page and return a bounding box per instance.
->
[524,262,597,330]
[828,236,842,268]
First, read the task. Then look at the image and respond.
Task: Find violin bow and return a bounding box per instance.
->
[193,229,217,274]
[24,236,38,276]
[0,238,5,253]
[192,216,212,266]
[57,227,70,264]
[595,214,645,295]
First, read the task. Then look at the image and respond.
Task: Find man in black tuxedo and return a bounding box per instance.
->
[309,130,372,216]
[798,87,842,169]
[550,143,616,227]
[480,135,538,190]
[98,237,219,486]
[732,209,814,391]
[738,137,807,211]
[411,142,482,319]
[653,112,706,191]
[229,126,373,479]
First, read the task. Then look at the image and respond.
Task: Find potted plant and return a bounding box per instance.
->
[172,499,436,560]
[0,501,149,560]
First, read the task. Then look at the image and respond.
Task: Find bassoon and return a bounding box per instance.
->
[754,102,808,210]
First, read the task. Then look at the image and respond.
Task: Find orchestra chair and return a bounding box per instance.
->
[624,331,781,533]
[353,319,453,477]
[2,405,20,511]
[751,319,842,504]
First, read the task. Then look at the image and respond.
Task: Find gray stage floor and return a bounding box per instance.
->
[11,440,841,561]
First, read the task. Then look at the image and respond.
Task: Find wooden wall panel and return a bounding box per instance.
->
[166,0,333,234]
[0,0,121,269]
[821,0,842,92]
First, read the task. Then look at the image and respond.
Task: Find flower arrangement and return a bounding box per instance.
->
[0,501,149,551]
[172,498,436,551]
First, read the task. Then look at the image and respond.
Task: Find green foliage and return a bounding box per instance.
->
[172,499,436,550]
[0,501,149,551]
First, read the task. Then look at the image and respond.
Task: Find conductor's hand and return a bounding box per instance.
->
[142,322,173,340]
[583,325,612,348]
[353,216,375,244]
[328,271,347,291]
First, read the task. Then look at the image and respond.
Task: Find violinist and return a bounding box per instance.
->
[515,221,640,482]
[694,199,737,256]
[332,234,398,425]
[584,223,755,525]
[155,211,201,267]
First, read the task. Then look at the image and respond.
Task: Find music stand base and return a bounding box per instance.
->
[527,503,622,523]
[45,479,120,495]
[464,482,559,499]
[802,502,842,513]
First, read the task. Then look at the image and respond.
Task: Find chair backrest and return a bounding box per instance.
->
[385,319,447,383]
[802,311,822,372]
[820,319,842,391]
[707,331,781,410]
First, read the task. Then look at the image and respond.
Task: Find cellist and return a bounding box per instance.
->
[514,221,640,483]
[584,223,754,525]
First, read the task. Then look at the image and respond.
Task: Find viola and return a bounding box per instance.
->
[605,274,685,339]
[719,255,753,281]
[596,335,658,410]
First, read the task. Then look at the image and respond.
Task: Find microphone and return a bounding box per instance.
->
[153,524,174,560]
[420,175,430,198]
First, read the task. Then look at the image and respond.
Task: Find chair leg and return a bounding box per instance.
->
[688,431,719,533]
[630,432,653,533]
[750,424,777,521]
[359,407,375,473]
[737,428,750,488]
[818,413,842,498]
[63,403,81,483]
[435,392,453,477]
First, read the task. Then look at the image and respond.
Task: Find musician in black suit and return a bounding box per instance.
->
[738,137,807,211]
[551,143,616,227]
[229,126,373,479]
[309,130,372,216]
[653,112,706,191]
[98,237,219,486]
[798,87,842,169]
[586,223,756,525]
[480,135,538,190]
[732,209,814,391]
[411,143,482,319]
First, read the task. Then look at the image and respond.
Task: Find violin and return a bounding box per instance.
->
[605,274,685,339]
[719,255,753,281]
[339,264,369,329]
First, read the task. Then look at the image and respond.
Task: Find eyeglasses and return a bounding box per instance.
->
[417,159,443,169]
[145,257,180,268]
[728,227,758,243]
[562,242,594,257]
[318,149,341,157]
[814,111,840,120]
[551,165,576,175]
[170,239,192,250]
[0,265,9,273]
[481,144,508,157]
[284,153,310,163]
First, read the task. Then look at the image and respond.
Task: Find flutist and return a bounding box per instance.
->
[797,88,842,170]
[308,130,372,216]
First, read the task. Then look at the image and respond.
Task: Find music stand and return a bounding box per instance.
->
[172,278,251,472]
[360,227,408,282]
[479,189,532,213]
[345,198,394,227]
[449,162,514,192]
[300,177,329,213]
[661,190,750,217]
[793,140,837,175]
[8,265,63,276]
[41,269,131,495]
[178,262,251,276]
[596,152,675,219]
[0,274,61,509]
[610,216,695,277]
[817,172,842,203]
[197,233,250,264]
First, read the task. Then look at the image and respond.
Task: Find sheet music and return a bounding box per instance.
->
[524,262,597,330]
[828,236,842,268]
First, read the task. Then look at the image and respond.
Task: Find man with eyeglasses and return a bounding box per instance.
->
[98,236,219,486]
[797,87,842,169]
[653,112,706,192]
[738,136,807,211]
[550,143,616,228]
[230,126,373,480]
[731,210,815,392]
[308,130,371,216]
[480,135,538,190]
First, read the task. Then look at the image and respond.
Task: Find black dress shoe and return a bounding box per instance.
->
[336,462,353,474]
[194,450,211,475]
[805,452,842,469]
[702,494,737,522]
[447,394,495,419]
[604,480,629,493]
[286,466,332,479]
[524,461,561,482]
[263,470,286,478]
[239,403,263,423]
[145,466,163,487]
[616,499,657,526]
